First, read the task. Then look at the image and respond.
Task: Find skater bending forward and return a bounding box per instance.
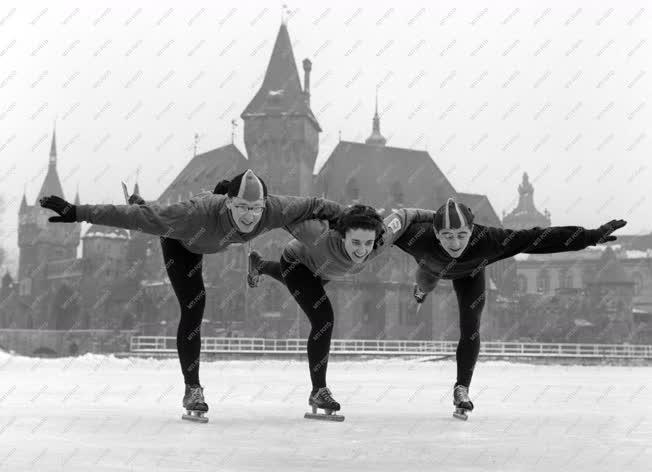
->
[248,204,435,419]
[39,169,344,421]
[393,197,627,420]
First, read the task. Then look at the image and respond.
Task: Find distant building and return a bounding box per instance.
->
[502,172,551,230]
[8,21,651,351]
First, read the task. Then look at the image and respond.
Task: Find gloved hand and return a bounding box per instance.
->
[128,194,145,205]
[39,195,76,223]
[413,284,427,304]
[591,219,627,244]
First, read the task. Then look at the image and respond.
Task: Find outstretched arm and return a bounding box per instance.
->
[489,219,627,260]
[377,208,436,250]
[267,195,344,228]
[285,219,330,247]
[40,194,218,240]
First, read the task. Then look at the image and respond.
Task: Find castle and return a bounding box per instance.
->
[2,22,652,353]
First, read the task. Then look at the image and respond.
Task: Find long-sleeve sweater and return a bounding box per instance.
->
[394,223,604,289]
[282,208,436,281]
[74,191,344,254]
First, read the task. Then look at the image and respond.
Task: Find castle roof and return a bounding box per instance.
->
[35,129,65,203]
[241,24,320,131]
[157,144,247,203]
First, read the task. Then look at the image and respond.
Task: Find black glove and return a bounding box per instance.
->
[39,195,77,223]
[591,219,627,244]
[413,284,427,304]
[128,194,145,205]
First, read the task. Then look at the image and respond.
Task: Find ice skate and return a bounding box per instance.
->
[452,384,474,421]
[304,387,345,422]
[413,284,426,315]
[181,384,209,423]
[247,250,262,288]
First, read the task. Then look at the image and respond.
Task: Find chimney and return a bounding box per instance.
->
[302,58,312,106]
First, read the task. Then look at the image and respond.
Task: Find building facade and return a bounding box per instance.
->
[5,21,650,354]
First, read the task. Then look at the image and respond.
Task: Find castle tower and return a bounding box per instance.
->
[240,22,321,196]
[365,88,387,147]
[502,172,552,229]
[17,127,80,295]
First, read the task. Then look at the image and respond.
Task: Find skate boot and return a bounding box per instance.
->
[247,250,263,288]
[413,284,427,314]
[452,384,474,421]
[182,384,209,423]
[304,387,345,422]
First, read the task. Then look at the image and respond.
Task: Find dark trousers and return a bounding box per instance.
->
[260,258,333,390]
[417,267,486,388]
[160,237,206,386]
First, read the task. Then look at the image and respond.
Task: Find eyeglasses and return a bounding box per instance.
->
[233,204,265,215]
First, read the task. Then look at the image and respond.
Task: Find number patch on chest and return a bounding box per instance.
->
[387,216,402,233]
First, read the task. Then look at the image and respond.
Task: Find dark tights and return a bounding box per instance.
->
[416,267,486,388]
[452,270,485,388]
[160,237,205,386]
[260,258,333,390]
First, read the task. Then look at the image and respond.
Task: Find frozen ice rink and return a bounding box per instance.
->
[0,352,650,472]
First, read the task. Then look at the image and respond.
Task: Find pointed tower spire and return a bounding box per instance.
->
[133,166,141,195]
[36,126,65,203]
[365,86,387,146]
[74,183,80,205]
[241,22,321,131]
[502,172,551,229]
[49,123,57,167]
[19,188,28,214]
[281,4,289,25]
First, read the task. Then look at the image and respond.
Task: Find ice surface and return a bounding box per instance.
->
[0,352,650,471]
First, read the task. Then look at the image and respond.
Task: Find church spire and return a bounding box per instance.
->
[133,166,141,195]
[36,126,65,203]
[49,123,57,167]
[365,87,387,146]
[19,188,28,214]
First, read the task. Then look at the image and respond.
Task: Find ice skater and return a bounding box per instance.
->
[247,204,436,421]
[39,169,344,423]
[393,197,627,420]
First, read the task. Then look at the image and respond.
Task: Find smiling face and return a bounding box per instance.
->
[435,225,473,258]
[226,196,265,233]
[342,228,377,263]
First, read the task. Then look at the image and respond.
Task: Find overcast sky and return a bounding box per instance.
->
[0,0,650,274]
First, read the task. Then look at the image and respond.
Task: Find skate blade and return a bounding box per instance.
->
[182,411,209,423]
[453,408,469,421]
[304,412,345,422]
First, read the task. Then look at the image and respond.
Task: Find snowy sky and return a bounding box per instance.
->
[0,0,650,274]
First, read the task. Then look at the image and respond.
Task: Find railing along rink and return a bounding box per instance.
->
[129,336,652,359]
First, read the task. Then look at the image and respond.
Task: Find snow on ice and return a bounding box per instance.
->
[0,352,650,471]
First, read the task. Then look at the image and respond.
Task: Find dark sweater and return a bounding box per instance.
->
[75,191,343,254]
[395,223,602,280]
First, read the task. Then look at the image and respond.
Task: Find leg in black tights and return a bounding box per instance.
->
[257,259,285,285]
[160,237,206,386]
[452,269,486,388]
[279,257,333,389]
